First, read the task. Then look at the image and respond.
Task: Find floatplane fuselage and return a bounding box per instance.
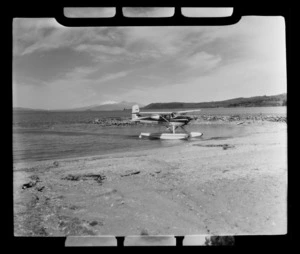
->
[131,105,203,139]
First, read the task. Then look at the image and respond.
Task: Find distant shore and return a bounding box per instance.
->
[13,111,286,129]
[89,113,286,126]
[13,120,287,236]
[13,93,287,112]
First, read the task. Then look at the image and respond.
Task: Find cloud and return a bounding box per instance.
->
[13,19,213,65]
[123,27,190,56]
[13,18,67,55]
[64,66,99,80]
[97,71,130,83]
[74,44,127,55]
[74,40,164,64]
[120,44,286,105]
[183,52,222,72]
[13,16,287,109]
[13,18,114,56]
[100,100,118,105]
[13,18,64,31]
[138,74,166,81]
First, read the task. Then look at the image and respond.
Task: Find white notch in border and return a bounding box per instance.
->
[124,235,176,246]
[65,236,117,246]
[182,7,234,17]
[182,235,209,246]
[122,7,175,17]
[64,7,116,18]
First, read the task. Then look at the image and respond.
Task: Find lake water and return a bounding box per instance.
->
[13,107,286,163]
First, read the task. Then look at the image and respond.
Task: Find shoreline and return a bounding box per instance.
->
[89,114,287,126]
[13,120,287,236]
[13,112,286,129]
[13,120,286,169]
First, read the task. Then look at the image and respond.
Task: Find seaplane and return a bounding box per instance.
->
[131,105,203,140]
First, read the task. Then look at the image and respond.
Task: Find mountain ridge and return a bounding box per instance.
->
[13,93,286,112]
[143,93,287,109]
[13,101,144,112]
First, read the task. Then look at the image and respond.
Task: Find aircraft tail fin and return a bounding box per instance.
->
[132,105,140,120]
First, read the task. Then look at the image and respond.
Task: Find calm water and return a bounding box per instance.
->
[13,107,286,163]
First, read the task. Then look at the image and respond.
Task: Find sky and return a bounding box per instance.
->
[13,8,287,110]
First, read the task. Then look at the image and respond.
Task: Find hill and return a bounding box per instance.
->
[143,93,287,109]
[13,107,47,112]
[72,101,144,111]
[13,101,143,112]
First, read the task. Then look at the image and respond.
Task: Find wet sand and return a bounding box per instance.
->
[13,120,287,236]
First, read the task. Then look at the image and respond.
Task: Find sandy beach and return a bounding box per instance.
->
[13,120,287,236]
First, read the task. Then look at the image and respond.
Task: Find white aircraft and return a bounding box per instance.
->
[131,105,203,140]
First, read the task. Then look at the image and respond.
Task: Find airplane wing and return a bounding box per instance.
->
[138,111,174,115]
[175,109,201,114]
[138,109,201,115]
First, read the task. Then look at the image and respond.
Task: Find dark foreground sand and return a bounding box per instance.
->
[13,120,287,236]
